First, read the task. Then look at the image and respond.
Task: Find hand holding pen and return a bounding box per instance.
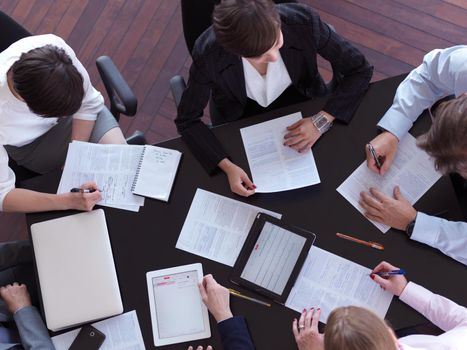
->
[370,261,408,296]
[365,132,399,175]
[67,182,102,211]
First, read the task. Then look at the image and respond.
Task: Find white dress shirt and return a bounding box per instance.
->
[242,53,292,107]
[0,34,104,210]
[377,45,467,266]
[399,282,467,349]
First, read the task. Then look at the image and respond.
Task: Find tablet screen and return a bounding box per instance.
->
[240,221,307,295]
[151,270,206,339]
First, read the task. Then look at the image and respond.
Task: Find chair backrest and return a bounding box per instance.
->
[181,0,297,55]
[0,11,31,52]
[96,56,137,121]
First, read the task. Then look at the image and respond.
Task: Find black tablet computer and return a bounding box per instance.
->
[230,213,316,304]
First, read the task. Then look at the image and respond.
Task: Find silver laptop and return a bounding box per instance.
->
[31,209,123,331]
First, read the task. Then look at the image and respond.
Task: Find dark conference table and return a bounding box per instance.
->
[26,74,467,349]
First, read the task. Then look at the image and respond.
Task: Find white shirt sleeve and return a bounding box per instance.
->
[0,146,16,211]
[399,282,467,332]
[377,46,467,141]
[411,212,467,266]
[49,35,104,121]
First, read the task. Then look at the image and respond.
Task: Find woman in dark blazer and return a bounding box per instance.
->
[175,0,373,197]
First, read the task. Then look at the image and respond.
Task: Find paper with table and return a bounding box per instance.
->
[285,246,393,323]
[175,188,282,266]
[337,134,442,232]
[240,112,320,193]
[58,141,181,212]
[51,311,145,350]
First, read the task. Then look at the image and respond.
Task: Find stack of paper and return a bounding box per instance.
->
[58,141,145,212]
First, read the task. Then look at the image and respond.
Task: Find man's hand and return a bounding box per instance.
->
[292,308,324,350]
[0,283,32,314]
[63,181,102,211]
[359,186,417,231]
[370,261,408,296]
[366,132,399,175]
[188,346,213,350]
[218,159,256,197]
[284,111,334,152]
[198,275,233,323]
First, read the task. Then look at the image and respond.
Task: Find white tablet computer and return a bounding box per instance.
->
[146,263,211,346]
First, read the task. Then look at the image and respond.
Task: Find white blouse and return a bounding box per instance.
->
[242,52,292,107]
[398,282,467,349]
[0,34,104,210]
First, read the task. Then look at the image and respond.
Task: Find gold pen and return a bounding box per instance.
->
[336,232,384,251]
[228,288,271,307]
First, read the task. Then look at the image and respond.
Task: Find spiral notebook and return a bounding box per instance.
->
[131,145,182,202]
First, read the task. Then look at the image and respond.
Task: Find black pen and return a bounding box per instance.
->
[367,143,382,170]
[70,188,101,193]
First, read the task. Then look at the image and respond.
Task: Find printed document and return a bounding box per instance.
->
[285,246,393,323]
[337,134,441,232]
[51,311,145,350]
[176,189,282,266]
[58,141,145,212]
[240,112,320,193]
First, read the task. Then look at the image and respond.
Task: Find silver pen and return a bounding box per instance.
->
[367,143,382,170]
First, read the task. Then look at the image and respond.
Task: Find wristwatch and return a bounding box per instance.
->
[405,215,417,238]
[311,112,333,134]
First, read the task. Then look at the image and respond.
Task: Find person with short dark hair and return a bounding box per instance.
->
[360,46,467,266]
[175,0,373,197]
[0,34,127,213]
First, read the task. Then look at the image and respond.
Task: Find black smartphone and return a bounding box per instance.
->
[69,325,106,350]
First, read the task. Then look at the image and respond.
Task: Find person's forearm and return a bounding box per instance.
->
[72,118,95,142]
[218,158,234,174]
[3,188,72,213]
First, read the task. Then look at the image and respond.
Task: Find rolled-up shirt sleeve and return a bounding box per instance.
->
[51,35,104,121]
[0,146,16,211]
[378,46,467,140]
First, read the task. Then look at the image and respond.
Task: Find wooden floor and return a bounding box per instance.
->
[0,0,466,242]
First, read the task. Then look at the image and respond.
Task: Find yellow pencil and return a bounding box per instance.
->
[228,288,272,307]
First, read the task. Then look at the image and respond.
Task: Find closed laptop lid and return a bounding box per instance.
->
[31,209,123,331]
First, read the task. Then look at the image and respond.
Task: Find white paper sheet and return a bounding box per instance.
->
[58,141,145,212]
[337,134,441,232]
[240,112,321,193]
[285,246,393,323]
[175,189,282,266]
[51,311,145,350]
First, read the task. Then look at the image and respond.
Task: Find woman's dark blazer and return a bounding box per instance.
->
[175,3,373,174]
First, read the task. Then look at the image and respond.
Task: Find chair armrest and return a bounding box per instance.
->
[170,75,187,108]
[96,56,137,120]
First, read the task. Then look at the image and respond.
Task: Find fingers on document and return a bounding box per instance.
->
[304,307,313,328]
[311,308,320,329]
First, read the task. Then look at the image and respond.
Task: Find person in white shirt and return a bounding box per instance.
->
[359,46,467,266]
[0,34,127,213]
[293,261,467,350]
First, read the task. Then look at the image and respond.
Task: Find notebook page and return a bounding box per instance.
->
[131,145,182,202]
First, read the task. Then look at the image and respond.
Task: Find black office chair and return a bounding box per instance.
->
[170,0,336,108]
[0,11,145,185]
